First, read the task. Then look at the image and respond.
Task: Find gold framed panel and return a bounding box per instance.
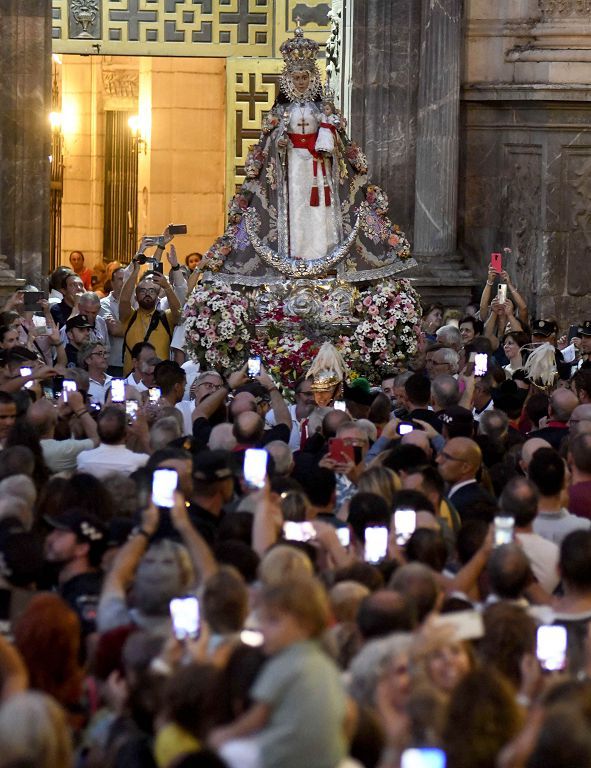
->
[225,57,283,203]
[52,0,331,58]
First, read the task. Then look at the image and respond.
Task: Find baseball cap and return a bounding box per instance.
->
[579,321,591,337]
[44,508,107,550]
[65,314,93,332]
[193,450,234,483]
[532,319,557,337]
[439,405,474,430]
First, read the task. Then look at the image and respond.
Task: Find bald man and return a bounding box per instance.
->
[569,403,591,438]
[519,437,551,475]
[530,387,579,450]
[436,436,496,522]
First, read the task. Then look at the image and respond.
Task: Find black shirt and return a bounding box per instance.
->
[60,570,103,637]
[51,300,74,329]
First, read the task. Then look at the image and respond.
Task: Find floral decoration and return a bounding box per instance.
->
[245,145,266,179]
[183,279,422,387]
[183,283,251,374]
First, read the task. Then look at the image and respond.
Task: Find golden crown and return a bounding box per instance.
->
[280,19,320,66]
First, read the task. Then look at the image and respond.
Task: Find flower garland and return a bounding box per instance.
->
[183,279,422,385]
[183,284,250,373]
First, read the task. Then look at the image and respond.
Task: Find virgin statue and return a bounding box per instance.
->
[201,22,416,289]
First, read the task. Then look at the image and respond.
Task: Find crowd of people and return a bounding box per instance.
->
[0,252,591,768]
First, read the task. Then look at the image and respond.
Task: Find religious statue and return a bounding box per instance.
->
[201,21,416,293]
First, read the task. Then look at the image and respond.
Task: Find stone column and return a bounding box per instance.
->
[0,0,52,286]
[350,0,421,236]
[413,0,463,259]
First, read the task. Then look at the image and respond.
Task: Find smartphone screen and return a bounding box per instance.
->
[490,252,502,273]
[431,610,485,642]
[152,468,178,508]
[20,366,34,390]
[333,400,346,411]
[125,400,139,421]
[394,508,416,545]
[537,625,567,671]
[148,387,161,404]
[111,378,125,403]
[62,379,77,403]
[283,521,316,542]
[170,596,200,640]
[474,353,488,377]
[398,422,414,436]
[401,748,446,768]
[243,448,267,489]
[497,283,507,304]
[247,356,261,378]
[336,527,351,547]
[364,526,388,564]
[494,516,514,546]
[240,629,264,647]
[32,315,48,334]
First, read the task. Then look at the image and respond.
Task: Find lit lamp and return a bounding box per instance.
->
[49,111,62,132]
[129,114,148,155]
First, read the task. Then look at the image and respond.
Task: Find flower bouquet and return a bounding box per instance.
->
[183,283,250,374]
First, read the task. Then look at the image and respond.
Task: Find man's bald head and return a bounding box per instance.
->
[26,399,58,438]
[569,404,591,437]
[233,411,264,446]
[322,409,351,438]
[436,436,482,484]
[550,388,579,421]
[401,430,432,459]
[520,437,551,473]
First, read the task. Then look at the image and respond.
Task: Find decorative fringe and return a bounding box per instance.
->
[310,186,320,206]
[324,184,331,206]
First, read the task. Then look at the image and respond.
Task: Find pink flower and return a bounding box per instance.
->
[362,296,373,307]
[368,305,379,316]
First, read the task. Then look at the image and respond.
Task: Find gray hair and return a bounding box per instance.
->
[348,633,413,708]
[479,409,509,441]
[78,291,100,307]
[431,374,460,409]
[77,341,105,369]
[0,476,36,518]
[436,324,463,352]
[208,423,237,451]
[195,370,223,387]
[265,440,294,476]
[394,371,413,389]
[150,416,182,452]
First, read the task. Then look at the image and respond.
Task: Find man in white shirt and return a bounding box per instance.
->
[100,267,126,376]
[499,476,560,594]
[77,406,149,478]
[154,360,194,436]
[124,341,157,393]
[265,375,316,450]
[529,446,590,545]
[27,391,98,474]
[79,341,112,406]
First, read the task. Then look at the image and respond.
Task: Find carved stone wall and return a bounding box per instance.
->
[461,0,591,326]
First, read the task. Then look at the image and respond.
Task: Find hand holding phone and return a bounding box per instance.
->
[170,596,200,640]
[497,284,507,304]
[283,521,316,542]
[494,516,514,546]
[62,379,77,403]
[490,252,502,273]
[243,448,267,490]
[247,356,261,378]
[111,378,126,403]
[394,508,416,545]
[328,438,354,464]
[152,468,178,508]
[537,625,567,671]
[364,526,388,564]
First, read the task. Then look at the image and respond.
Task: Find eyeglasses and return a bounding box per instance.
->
[137,287,159,296]
[199,381,223,390]
[89,351,108,358]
